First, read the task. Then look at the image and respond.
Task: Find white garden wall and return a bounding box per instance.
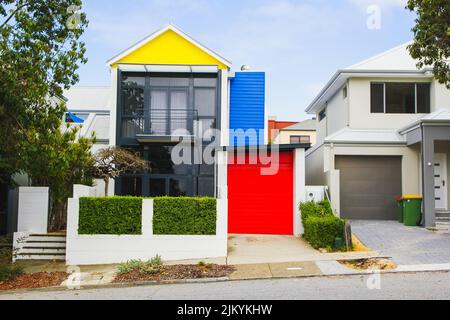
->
[65,197,228,265]
[16,187,49,234]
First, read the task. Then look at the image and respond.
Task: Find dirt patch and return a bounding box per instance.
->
[114,264,235,283]
[339,258,397,270]
[0,272,68,291]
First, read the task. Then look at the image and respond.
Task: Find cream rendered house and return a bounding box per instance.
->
[305,43,450,228]
[273,119,317,145]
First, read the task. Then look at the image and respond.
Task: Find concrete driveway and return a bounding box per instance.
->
[351,220,450,265]
[227,234,378,265]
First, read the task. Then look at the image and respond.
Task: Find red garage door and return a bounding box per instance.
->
[228,151,294,235]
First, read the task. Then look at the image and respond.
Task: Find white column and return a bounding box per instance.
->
[142,199,154,237]
[220,69,229,147]
[109,67,118,147]
[66,198,78,239]
[293,148,306,236]
[216,150,228,200]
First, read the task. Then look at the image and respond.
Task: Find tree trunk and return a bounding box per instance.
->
[104,177,109,196]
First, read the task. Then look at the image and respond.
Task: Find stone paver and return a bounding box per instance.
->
[268,261,321,278]
[229,263,272,280]
[351,220,450,265]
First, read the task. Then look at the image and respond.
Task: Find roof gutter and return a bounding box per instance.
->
[305,69,433,114]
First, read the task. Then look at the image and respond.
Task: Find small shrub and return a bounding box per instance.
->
[303,215,345,249]
[139,256,163,275]
[78,197,143,235]
[117,255,163,275]
[0,247,12,264]
[0,264,24,282]
[117,259,143,274]
[153,197,216,235]
[300,200,333,224]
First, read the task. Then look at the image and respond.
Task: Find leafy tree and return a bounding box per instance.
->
[407,0,450,87]
[93,147,149,196]
[0,0,88,179]
[18,102,95,230]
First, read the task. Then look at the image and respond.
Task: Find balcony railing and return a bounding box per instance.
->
[122,109,198,138]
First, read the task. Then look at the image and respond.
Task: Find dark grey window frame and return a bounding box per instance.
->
[114,70,221,198]
[318,109,326,122]
[370,81,431,114]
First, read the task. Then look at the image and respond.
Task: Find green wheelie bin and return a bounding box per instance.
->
[402,195,423,226]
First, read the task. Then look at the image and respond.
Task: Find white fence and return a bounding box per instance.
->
[16,187,49,234]
[66,186,228,265]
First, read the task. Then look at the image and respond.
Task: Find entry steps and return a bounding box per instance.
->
[434,212,450,234]
[14,233,66,261]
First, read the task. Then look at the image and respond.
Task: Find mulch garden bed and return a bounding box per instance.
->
[114,264,235,283]
[0,272,68,291]
[339,258,397,271]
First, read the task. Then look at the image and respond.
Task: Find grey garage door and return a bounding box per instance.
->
[336,156,402,220]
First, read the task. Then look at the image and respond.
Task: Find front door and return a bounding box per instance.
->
[435,153,448,211]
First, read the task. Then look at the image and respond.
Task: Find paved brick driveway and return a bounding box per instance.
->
[351,220,450,265]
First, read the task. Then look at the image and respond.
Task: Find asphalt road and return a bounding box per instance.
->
[1,271,450,300]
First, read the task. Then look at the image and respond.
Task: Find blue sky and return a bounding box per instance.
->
[77,0,416,121]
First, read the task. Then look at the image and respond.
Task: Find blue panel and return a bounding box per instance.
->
[229,72,265,146]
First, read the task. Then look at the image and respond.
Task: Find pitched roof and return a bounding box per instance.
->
[305,42,434,114]
[106,24,231,68]
[399,108,450,134]
[347,42,417,70]
[282,119,316,131]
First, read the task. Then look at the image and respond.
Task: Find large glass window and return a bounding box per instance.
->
[119,72,218,139]
[120,176,142,196]
[195,88,216,117]
[197,177,214,197]
[149,179,166,197]
[370,82,431,114]
[169,178,188,196]
[123,87,144,116]
[417,83,431,113]
[385,83,415,113]
[148,145,189,175]
[150,89,168,134]
[370,83,384,113]
[150,77,189,87]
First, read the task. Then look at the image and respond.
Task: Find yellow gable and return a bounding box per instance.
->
[112,29,228,69]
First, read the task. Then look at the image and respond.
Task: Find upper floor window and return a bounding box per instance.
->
[342,86,348,99]
[371,82,430,114]
[65,112,88,123]
[318,109,326,121]
[290,135,310,144]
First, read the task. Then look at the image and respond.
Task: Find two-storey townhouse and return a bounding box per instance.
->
[65,24,265,200]
[64,25,312,237]
[305,43,450,228]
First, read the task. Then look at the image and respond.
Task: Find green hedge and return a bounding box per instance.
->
[153,197,216,235]
[300,200,346,249]
[303,215,345,249]
[300,200,333,223]
[78,197,143,235]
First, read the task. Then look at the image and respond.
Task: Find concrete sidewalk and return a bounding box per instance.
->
[11,258,450,293]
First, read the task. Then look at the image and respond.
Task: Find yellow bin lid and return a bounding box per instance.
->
[403,195,423,200]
